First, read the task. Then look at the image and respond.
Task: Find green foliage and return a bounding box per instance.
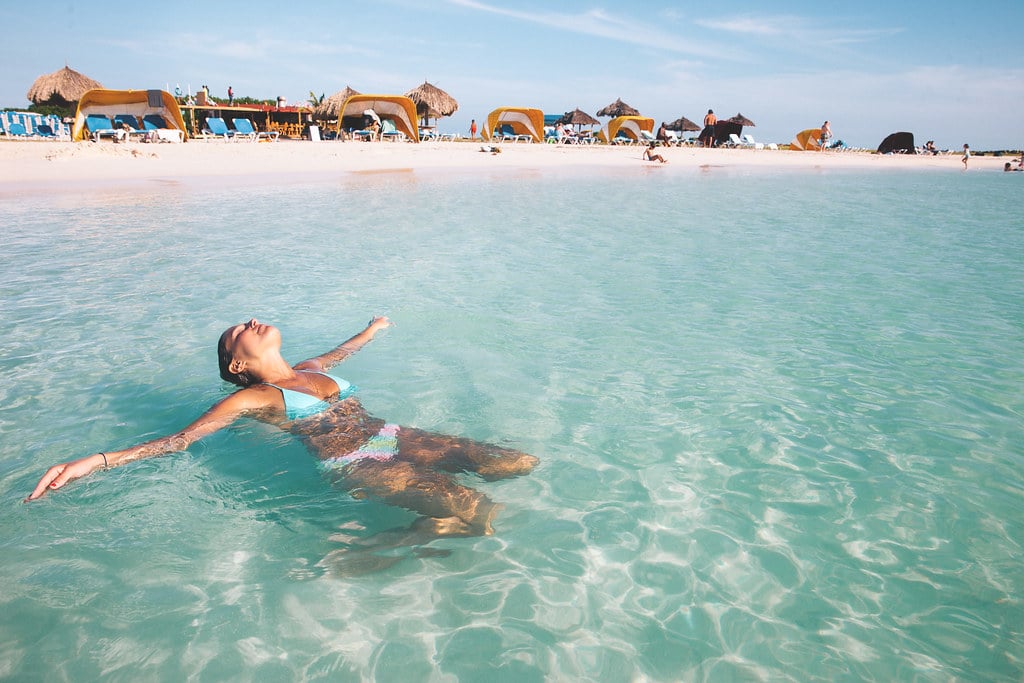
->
[232,96,276,106]
[308,91,325,107]
[1,103,73,117]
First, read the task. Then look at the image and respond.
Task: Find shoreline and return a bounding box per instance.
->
[0,138,1004,196]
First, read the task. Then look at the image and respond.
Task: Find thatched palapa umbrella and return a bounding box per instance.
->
[726,113,756,126]
[313,86,361,121]
[558,108,599,127]
[666,116,700,132]
[404,81,458,126]
[26,65,103,107]
[596,98,640,118]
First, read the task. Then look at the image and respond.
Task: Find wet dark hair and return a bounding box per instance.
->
[217,327,255,387]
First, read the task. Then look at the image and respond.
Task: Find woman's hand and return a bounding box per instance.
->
[25,453,106,501]
[367,316,392,332]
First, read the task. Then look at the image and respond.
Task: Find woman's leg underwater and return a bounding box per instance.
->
[395,428,538,481]
[333,459,501,536]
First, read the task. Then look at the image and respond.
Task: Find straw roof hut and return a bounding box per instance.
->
[558,108,599,127]
[404,81,458,124]
[596,98,640,118]
[313,86,361,121]
[666,116,700,132]
[726,113,756,127]
[26,65,103,106]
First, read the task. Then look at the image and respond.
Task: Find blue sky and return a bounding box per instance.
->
[3,0,1022,149]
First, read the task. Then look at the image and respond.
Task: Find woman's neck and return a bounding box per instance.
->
[251,354,298,385]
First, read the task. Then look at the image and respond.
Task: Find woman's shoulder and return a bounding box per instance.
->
[220,383,279,411]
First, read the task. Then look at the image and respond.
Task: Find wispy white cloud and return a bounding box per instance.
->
[697,14,903,46]
[446,0,735,60]
[104,33,373,62]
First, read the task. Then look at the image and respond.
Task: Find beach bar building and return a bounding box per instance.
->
[179,102,311,139]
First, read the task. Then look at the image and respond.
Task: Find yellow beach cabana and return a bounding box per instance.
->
[335,94,419,142]
[790,128,822,151]
[72,89,188,141]
[482,107,545,143]
[598,116,654,143]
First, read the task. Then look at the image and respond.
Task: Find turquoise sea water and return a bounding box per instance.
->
[1,165,1022,681]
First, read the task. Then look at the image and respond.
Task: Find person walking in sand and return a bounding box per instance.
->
[962,144,970,170]
[469,119,477,140]
[28,316,537,555]
[702,109,717,148]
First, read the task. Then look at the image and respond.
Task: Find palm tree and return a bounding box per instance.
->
[308,91,325,108]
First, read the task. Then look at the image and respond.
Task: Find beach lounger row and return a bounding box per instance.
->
[84,113,185,143]
[1,112,69,139]
[201,117,278,142]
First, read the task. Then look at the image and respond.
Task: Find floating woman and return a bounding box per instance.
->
[27,316,538,541]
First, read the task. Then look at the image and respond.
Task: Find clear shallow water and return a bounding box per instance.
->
[1,166,1023,681]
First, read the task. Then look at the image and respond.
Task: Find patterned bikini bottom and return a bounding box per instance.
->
[321,424,399,470]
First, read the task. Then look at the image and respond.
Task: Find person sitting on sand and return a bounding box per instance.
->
[1004,162,1022,172]
[643,142,667,163]
[28,316,537,542]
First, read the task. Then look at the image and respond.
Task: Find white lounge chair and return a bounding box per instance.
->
[723,133,744,148]
[741,134,764,150]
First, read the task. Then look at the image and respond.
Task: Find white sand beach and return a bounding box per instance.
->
[0,138,1002,193]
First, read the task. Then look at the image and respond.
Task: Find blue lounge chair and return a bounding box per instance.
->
[380,119,404,142]
[85,114,122,142]
[35,123,57,138]
[113,114,149,141]
[498,124,531,143]
[205,117,238,140]
[231,118,278,142]
[7,122,31,137]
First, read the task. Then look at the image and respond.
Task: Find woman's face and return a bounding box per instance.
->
[222,318,281,362]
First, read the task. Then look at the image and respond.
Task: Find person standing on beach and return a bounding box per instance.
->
[819,121,832,151]
[470,119,477,140]
[962,144,970,169]
[227,86,234,106]
[702,109,716,148]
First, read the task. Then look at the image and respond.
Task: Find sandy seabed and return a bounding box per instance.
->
[0,138,998,196]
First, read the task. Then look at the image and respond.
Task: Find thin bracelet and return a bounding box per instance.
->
[99,452,108,469]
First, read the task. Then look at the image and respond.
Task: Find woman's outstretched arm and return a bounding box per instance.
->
[296,316,391,372]
[26,388,268,501]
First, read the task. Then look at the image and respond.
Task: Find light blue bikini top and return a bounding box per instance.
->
[263,371,356,420]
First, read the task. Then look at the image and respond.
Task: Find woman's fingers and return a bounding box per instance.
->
[26,464,67,501]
